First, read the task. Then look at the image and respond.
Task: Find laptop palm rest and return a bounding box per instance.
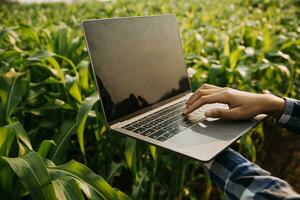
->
[166,119,257,160]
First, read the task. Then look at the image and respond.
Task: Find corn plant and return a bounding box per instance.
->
[0,0,299,199]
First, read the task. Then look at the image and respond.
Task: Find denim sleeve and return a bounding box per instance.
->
[205,149,300,200]
[277,98,300,134]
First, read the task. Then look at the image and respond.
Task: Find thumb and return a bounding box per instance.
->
[204,108,238,120]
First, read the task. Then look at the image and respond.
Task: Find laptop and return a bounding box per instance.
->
[82,14,264,162]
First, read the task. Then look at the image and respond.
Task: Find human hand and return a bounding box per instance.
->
[183,84,285,120]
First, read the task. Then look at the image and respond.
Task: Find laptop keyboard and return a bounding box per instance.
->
[121,100,208,142]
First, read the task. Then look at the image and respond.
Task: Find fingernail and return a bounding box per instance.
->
[205,110,213,117]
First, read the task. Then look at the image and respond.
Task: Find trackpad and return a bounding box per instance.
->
[168,119,255,148]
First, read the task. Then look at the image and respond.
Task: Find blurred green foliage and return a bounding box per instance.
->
[0,0,299,199]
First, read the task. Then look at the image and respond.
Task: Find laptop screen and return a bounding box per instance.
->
[83,15,190,124]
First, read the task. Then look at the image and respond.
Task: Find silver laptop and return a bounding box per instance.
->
[82,15,264,162]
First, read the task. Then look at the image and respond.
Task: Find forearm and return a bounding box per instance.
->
[204,149,300,199]
[259,94,285,118]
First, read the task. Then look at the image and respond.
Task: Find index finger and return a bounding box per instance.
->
[200,83,221,90]
[183,90,229,115]
[186,88,223,105]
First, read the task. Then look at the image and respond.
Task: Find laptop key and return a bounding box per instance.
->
[163,132,174,138]
[148,121,158,126]
[134,127,146,134]
[159,122,168,126]
[139,120,149,124]
[143,124,152,129]
[163,126,174,131]
[169,121,184,128]
[152,125,162,131]
[181,115,205,127]
[157,136,167,142]
[132,123,142,128]
[169,125,186,134]
[141,129,156,136]
[155,118,164,123]
[124,126,135,131]
[149,130,167,139]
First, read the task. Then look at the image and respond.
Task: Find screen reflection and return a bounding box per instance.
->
[83,15,190,123]
[96,76,189,123]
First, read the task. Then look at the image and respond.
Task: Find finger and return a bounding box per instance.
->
[204,107,240,120]
[200,83,221,90]
[186,88,223,105]
[183,91,229,115]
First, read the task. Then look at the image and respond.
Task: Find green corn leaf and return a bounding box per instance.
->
[48,159,129,200]
[12,122,33,151]
[5,121,33,153]
[0,122,33,195]
[57,26,68,56]
[76,92,99,156]
[77,60,90,91]
[0,125,15,156]
[229,48,242,69]
[27,50,65,81]
[54,54,77,72]
[263,27,275,52]
[28,50,55,61]
[52,177,84,200]
[0,69,26,125]
[47,57,65,81]
[223,35,230,56]
[0,159,15,197]
[66,75,82,103]
[125,138,137,178]
[38,140,56,158]
[19,24,40,44]
[239,134,256,162]
[2,151,57,200]
[0,125,16,195]
[115,189,131,200]
[50,120,76,164]
[107,161,125,183]
[149,145,157,161]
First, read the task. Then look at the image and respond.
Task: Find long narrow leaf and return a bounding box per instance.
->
[48,160,129,200]
[50,120,76,164]
[38,140,56,158]
[2,151,56,200]
[0,69,25,124]
[52,177,84,200]
[125,138,137,178]
[76,92,99,156]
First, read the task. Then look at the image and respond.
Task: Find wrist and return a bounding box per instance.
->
[260,94,285,118]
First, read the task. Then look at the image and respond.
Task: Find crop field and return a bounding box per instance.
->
[0,0,299,199]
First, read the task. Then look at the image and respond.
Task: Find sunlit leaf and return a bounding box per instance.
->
[66,74,82,103]
[0,69,26,125]
[28,50,55,61]
[76,92,99,156]
[2,151,57,200]
[38,140,56,158]
[48,160,128,200]
[52,177,84,200]
[78,60,90,91]
[125,138,137,178]
[19,24,40,44]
